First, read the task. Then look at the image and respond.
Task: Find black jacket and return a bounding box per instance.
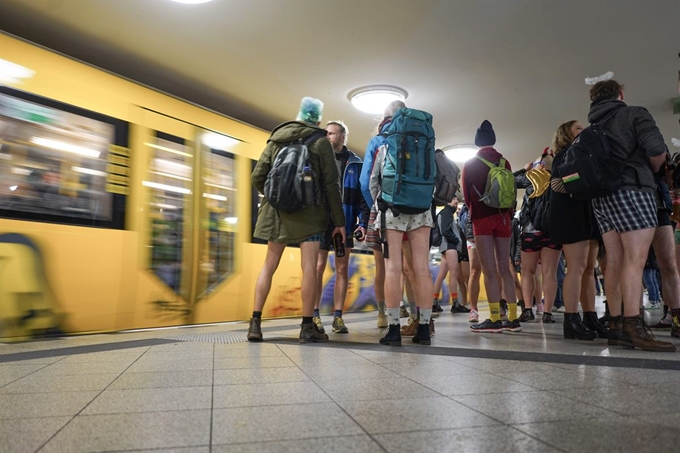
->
[588,99,666,193]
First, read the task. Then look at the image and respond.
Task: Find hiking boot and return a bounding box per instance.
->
[582,311,609,338]
[470,319,503,333]
[429,319,435,337]
[247,318,263,342]
[332,317,349,334]
[620,315,676,352]
[451,303,471,313]
[468,309,479,323]
[502,319,522,332]
[377,313,388,329]
[518,308,535,322]
[608,316,624,346]
[299,322,329,343]
[542,313,556,324]
[380,324,402,346]
[412,323,431,345]
[313,316,325,334]
[433,299,444,312]
[563,313,597,341]
[401,316,418,336]
[399,306,410,318]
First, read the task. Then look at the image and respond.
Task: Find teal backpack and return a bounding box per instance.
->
[473,156,517,209]
[379,108,436,215]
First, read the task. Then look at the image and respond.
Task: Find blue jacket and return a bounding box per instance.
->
[336,147,370,234]
[360,121,390,207]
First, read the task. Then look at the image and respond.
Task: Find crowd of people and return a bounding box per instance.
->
[246,79,679,353]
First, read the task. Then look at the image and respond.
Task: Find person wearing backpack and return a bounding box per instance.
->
[462,120,521,333]
[514,157,562,325]
[312,120,370,335]
[585,80,674,352]
[360,100,406,329]
[550,120,606,340]
[247,97,346,343]
[368,105,437,346]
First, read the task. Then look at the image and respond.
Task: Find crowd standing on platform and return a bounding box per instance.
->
[248,79,680,353]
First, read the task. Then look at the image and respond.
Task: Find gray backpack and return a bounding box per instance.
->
[433,149,461,206]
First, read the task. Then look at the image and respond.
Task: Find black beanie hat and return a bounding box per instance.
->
[475,120,496,147]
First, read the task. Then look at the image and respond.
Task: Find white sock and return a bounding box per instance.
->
[420,308,432,324]
[387,308,401,326]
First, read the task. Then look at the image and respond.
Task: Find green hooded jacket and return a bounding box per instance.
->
[252,121,345,243]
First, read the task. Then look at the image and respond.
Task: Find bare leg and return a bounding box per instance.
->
[563,241,590,313]
[334,253,350,311]
[580,241,599,312]
[540,248,561,312]
[299,241,322,317]
[474,235,502,303]
[406,227,435,314]
[468,247,482,310]
[434,256,449,296]
[521,251,540,310]
[457,260,470,305]
[445,250,460,304]
[620,228,656,317]
[384,230,405,310]
[653,225,680,310]
[373,249,385,303]
[314,251,329,310]
[253,242,286,312]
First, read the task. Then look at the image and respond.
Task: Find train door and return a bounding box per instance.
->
[133,109,240,326]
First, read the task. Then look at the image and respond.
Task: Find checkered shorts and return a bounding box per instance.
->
[592,190,658,234]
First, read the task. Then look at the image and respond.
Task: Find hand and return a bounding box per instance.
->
[514,260,521,266]
[354,226,366,241]
[332,226,346,244]
[523,161,533,171]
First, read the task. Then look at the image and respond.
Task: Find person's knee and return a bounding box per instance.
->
[335,257,349,277]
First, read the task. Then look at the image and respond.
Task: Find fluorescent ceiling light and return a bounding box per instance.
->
[224,217,238,224]
[11,167,31,175]
[171,0,213,3]
[0,59,35,84]
[348,85,407,114]
[72,166,106,177]
[203,193,227,201]
[202,132,239,150]
[443,145,479,163]
[142,180,192,194]
[31,137,101,159]
[145,142,193,158]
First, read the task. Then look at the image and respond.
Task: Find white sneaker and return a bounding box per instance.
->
[468,309,479,323]
[556,306,566,313]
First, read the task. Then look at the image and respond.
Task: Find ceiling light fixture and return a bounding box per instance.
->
[443,144,479,163]
[171,0,213,4]
[348,85,408,115]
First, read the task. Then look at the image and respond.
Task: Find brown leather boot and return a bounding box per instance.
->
[247,318,263,342]
[299,322,329,343]
[620,315,676,352]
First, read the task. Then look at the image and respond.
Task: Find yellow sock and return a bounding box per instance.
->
[489,302,501,322]
[507,302,518,321]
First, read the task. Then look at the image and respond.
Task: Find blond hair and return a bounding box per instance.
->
[552,120,578,153]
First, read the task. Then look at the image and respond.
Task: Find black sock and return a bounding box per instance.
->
[334,310,342,318]
[302,316,313,324]
[252,311,262,319]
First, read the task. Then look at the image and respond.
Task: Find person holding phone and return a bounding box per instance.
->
[312,121,370,335]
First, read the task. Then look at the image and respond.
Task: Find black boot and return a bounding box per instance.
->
[412,323,431,345]
[598,300,610,326]
[608,315,624,346]
[583,311,610,338]
[563,313,597,340]
[380,324,402,346]
[247,318,263,342]
[518,308,534,322]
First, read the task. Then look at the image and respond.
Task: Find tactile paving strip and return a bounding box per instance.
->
[160,331,297,344]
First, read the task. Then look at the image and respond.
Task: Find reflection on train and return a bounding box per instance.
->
[1,33,424,342]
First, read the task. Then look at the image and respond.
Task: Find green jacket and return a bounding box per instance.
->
[252,121,345,243]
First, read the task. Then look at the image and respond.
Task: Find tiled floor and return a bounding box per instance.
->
[1,299,680,453]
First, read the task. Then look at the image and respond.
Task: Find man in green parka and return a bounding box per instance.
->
[248,97,346,343]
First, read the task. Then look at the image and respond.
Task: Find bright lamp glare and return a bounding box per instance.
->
[201,132,239,150]
[31,137,101,159]
[443,145,479,163]
[349,86,407,114]
[0,59,35,84]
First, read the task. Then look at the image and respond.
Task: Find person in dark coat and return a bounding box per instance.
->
[248,97,345,343]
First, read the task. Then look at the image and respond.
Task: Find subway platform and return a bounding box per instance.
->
[2,299,680,453]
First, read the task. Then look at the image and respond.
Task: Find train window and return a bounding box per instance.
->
[146,132,193,296]
[0,86,127,229]
[197,143,237,296]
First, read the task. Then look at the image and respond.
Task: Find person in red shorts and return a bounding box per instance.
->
[462,120,521,333]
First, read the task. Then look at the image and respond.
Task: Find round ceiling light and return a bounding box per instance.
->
[443,144,479,163]
[171,0,213,4]
[348,85,408,115]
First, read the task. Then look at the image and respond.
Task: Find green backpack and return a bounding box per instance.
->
[473,156,517,209]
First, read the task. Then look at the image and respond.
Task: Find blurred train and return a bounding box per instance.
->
[0,33,464,342]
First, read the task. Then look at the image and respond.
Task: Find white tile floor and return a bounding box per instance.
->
[1,299,680,453]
